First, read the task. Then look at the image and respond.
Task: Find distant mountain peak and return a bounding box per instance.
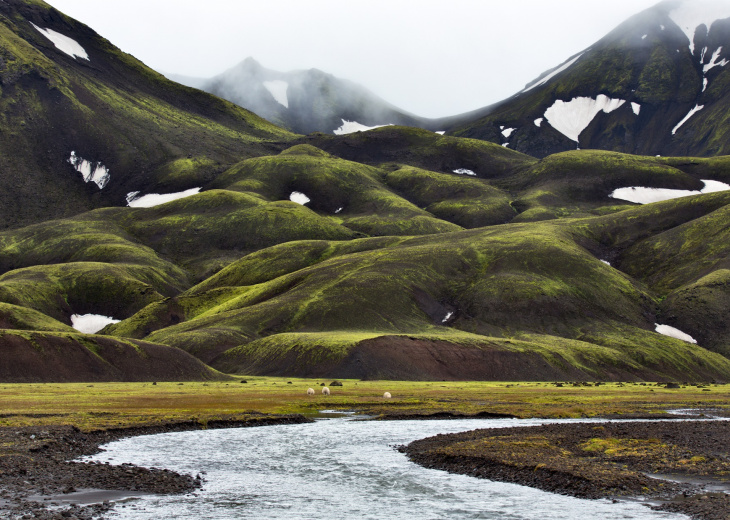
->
[180,58,437,135]
[448,0,730,158]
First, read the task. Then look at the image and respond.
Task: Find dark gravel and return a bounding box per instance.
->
[0,414,312,519]
[403,420,730,520]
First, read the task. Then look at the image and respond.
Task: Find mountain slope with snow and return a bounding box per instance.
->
[447,0,730,158]
[0,0,293,229]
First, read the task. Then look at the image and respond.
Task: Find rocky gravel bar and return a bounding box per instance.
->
[404,420,730,520]
[0,414,312,519]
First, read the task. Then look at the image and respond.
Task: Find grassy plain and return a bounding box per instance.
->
[0,378,728,431]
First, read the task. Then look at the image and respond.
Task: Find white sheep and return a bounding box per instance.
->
[383,392,392,399]
[322,387,330,396]
[306,388,315,396]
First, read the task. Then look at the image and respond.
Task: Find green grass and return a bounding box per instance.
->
[0,379,728,430]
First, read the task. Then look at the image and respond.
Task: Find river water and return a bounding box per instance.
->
[86,415,689,519]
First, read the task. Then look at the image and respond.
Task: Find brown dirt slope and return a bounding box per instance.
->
[0,330,227,382]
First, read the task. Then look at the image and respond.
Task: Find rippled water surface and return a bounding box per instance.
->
[88,417,689,519]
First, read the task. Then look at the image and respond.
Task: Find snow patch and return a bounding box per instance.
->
[453,168,476,176]
[534,118,543,128]
[703,78,709,92]
[262,80,289,108]
[68,151,109,189]
[669,1,730,55]
[522,53,583,93]
[127,188,201,208]
[600,260,611,266]
[631,102,641,116]
[609,179,730,204]
[703,46,729,73]
[641,34,648,40]
[544,95,626,142]
[335,207,343,214]
[441,312,453,324]
[434,131,446,135]
[502,143,509,148]
[31,23,89,60]
[333,120,392,135]
[655,324,697,344]
[289,191,310,205]
[70,314,120,334]
[672,104,704,135]
[501,127,515,138]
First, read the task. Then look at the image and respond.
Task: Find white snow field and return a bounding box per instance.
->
[672,105,704,135]
[262,80,289,108]
[631,102,641,115]
[501,127,515,138]
[534,118,543,127]
[703,46,729,73]
[522,53,584,93]
[333,120,393,135]
[655,324,697,344]
[609,180,730,204]
[289,191,310,205]
[544,95,627,142]
[70,314,120,334]
[30,23,89,60]
[68,152,109,189]
[453,168,476,176]
[127,188,201,208]
[669,0,730,54]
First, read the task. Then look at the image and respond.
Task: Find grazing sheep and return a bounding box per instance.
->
[322,387,330,396]
[383,392,392,399]
[307,388,315,396]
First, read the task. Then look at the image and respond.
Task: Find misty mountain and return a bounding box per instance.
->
[171,57,441,135]
[446,0,730,158]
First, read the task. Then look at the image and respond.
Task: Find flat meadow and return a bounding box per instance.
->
[1,378,727,430]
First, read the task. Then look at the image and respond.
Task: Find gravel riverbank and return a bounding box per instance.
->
[0,414,312,519]
[404,420,730,520]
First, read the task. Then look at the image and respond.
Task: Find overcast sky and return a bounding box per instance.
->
[46,0,664,118]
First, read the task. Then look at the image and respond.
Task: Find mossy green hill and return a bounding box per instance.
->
[0,0,294,229]
[2,136,730,381]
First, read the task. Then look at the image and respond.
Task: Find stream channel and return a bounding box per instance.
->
[83,414,695,519]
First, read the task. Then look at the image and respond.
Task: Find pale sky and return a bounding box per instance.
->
[46,0,664,118]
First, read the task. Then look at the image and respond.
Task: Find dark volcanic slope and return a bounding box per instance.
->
[447,0,730,158]
[0,0,294,229]
[0,330,226,382]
